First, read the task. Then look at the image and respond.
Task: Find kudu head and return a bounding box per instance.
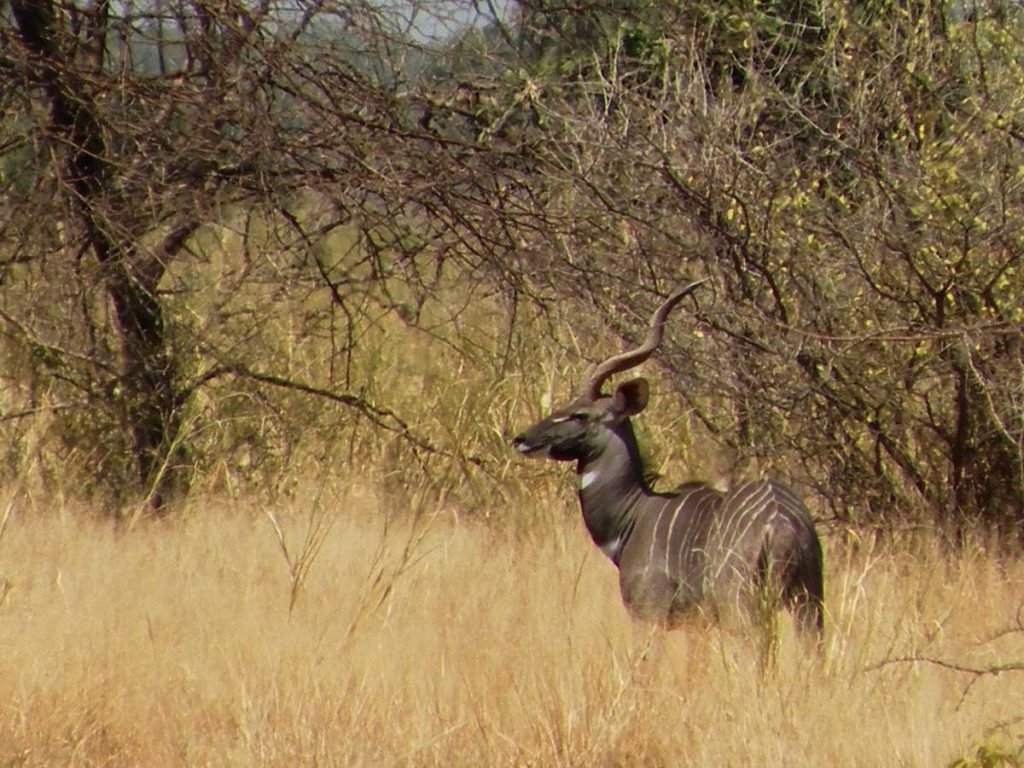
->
[512,281,706,463]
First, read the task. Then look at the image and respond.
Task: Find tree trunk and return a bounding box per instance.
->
[11,0,187,511]
[950,369,1024,538]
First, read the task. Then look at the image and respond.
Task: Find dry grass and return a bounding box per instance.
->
[0,484,1022,768]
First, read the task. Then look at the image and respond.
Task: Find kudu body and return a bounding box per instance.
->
[513,283,824,635]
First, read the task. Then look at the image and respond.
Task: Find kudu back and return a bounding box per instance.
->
[512,282,824,636]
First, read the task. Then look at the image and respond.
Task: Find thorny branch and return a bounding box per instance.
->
[870,603,1024,707]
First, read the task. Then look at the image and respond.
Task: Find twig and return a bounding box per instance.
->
[869,654,1024,708]
[871,655,1024,677]
[224,363,487,466]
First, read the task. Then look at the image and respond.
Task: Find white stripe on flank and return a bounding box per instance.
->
[580,470,598,490]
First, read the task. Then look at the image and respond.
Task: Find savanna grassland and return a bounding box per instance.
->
[1,481,1022,767]
[5,3,1024,765]
[1,268,1023,768]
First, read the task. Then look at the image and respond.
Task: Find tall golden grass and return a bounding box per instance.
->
[0,481,1021,767]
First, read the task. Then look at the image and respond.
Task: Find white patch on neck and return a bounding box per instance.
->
[579,470,598,490]
[599,536,621,561]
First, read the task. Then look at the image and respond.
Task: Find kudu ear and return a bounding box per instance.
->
[612,378,649,416]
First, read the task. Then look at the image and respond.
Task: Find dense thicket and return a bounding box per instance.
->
[1,1,1021,534]
[449,0,1024,534]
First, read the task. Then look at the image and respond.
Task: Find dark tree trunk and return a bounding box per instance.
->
[11,0,188,511]
[948,339,1024,542]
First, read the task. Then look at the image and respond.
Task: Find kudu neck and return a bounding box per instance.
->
[575,418,651,560]
[578,418,650,486]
